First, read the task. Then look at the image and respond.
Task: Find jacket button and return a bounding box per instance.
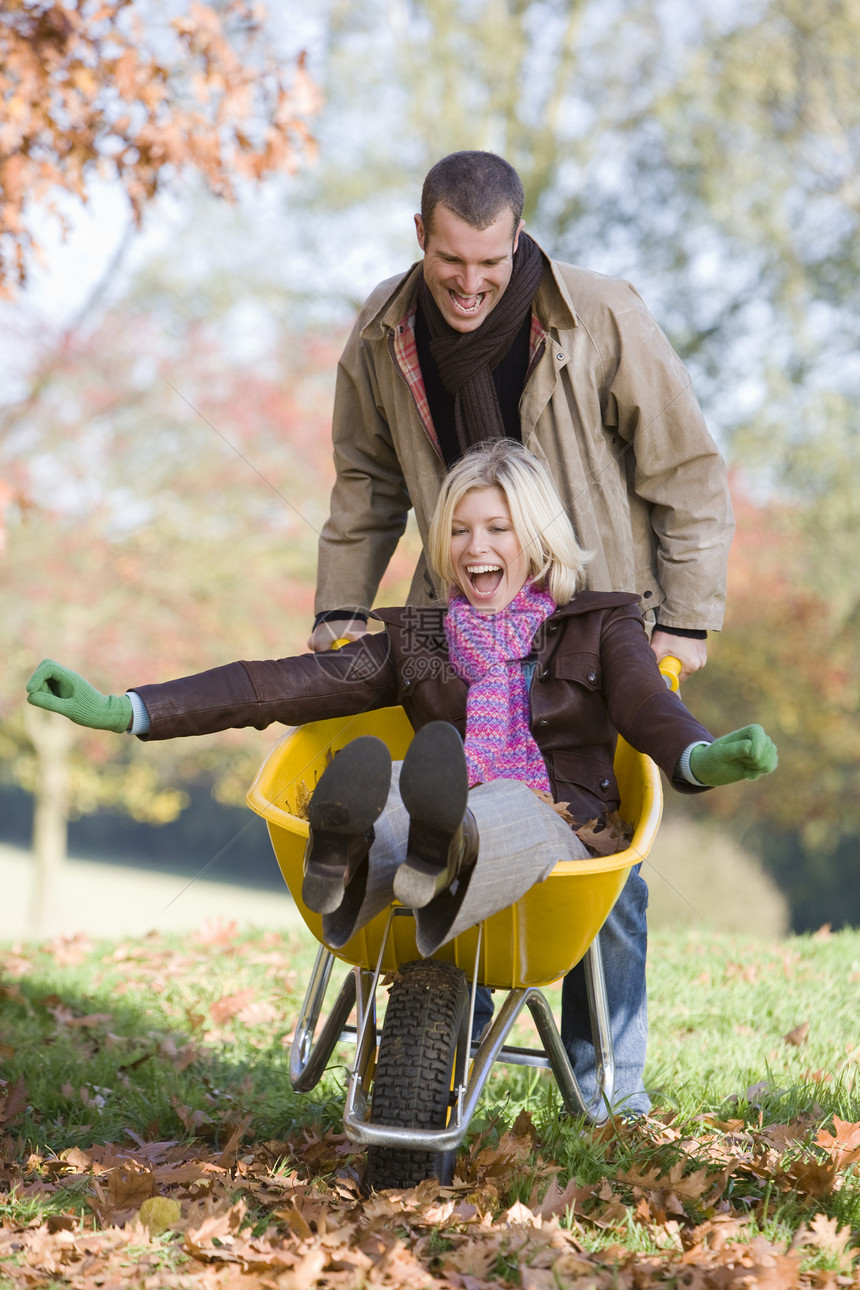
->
[587,670,597,685]
[402,677,411,689]
[541,666,550,679]
[547,622,559,633]
[599,778,610,791]
[538,717,549,727]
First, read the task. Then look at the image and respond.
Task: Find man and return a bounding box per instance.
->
[308,151,734,1115]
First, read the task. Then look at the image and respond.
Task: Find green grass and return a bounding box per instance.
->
[466,927,860,1131]
[0,927,330,1153]
[646,927,860,1116]
[1,924,858,1287]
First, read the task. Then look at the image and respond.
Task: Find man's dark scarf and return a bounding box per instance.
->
[416,231,545,457]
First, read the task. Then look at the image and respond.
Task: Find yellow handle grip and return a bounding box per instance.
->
[659,655,682,692]
[331,637,353,650]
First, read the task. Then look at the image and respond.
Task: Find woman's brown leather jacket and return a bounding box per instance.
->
[134,591,713,829]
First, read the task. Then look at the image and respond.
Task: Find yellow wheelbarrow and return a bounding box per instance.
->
[245,661,677,1189]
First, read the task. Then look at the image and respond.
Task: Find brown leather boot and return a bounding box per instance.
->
[302,736,391,914]
[394,722,479,909]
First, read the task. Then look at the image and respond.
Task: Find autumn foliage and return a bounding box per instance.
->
[0,0,319,293]
[1,925,859,1286]
[1,311,343,790]
[671,483,860,925]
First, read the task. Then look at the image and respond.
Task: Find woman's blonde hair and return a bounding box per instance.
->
[427,440,593,605]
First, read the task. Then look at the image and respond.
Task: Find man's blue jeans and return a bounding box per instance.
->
[561,864,650,1115]
[471,865,650,1115]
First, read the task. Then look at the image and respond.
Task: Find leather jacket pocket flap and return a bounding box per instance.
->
[552,650,602,691]
[551,748,618,803]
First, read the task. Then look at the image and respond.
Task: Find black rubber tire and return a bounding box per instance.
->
[365,958,468,1191]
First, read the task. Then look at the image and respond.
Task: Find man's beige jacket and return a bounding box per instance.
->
[314,251,734,631]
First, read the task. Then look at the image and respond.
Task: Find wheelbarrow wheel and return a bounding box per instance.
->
[365,958,468,1191]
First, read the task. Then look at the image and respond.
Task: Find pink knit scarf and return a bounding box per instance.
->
[445,582,556,791]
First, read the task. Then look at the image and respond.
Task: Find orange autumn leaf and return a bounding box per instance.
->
[783,1020,810,1046]
[0,2,319,295]
[0,1077,27,1128]
[779,1155,838,1199]
[209,988,256,1024]
[805,1212,855,1268]
[814,1116,860,1168]
[89,1161,155,1226]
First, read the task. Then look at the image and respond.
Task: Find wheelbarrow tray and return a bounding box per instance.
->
[245,706,662,989]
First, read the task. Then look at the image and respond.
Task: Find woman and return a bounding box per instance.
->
[27,441,776,1110]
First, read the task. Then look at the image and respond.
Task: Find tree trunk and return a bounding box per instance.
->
[24,707,72,939]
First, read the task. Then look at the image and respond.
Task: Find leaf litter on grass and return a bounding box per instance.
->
[2,1112,860,1287]
[1,927,859,1287]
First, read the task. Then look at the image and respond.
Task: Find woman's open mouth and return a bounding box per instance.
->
[466,563,503,597]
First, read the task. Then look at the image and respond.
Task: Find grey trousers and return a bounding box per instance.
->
[322,763,590,956]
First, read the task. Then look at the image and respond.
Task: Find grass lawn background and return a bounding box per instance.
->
[1,914,858,1287]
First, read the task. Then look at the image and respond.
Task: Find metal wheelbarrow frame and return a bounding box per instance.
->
[246,674,672,1183]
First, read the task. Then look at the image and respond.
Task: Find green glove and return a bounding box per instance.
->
[688,725,778,787]
[26,660,133,733]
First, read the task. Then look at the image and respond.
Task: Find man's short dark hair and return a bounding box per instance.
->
[421,151,525,236]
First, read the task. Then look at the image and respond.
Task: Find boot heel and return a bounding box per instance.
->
[302,736,391,914]
[395,723,473,909]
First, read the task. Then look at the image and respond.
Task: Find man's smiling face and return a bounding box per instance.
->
[415,204,524,334]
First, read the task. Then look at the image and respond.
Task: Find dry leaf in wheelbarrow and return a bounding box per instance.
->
[575,810,634,856]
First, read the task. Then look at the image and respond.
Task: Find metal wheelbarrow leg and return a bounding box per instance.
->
[284,911,619,1190]
[246,685,673,1187]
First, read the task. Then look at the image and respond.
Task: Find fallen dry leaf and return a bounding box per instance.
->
[574,809,634,855]
[779,1155,838,1199]
[236,998,281,1026]
[192,918,242,946]
[88,1161,156,1227]
[815,1116,860,1168]
[209,988,257,1025]
[0,1078,27,1129]
[803,1212,855,1269]
[3,926,859,1290]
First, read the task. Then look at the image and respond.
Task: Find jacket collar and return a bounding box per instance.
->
[360,239,579,342]
[373,590,639,631]
[547,590,641,618]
